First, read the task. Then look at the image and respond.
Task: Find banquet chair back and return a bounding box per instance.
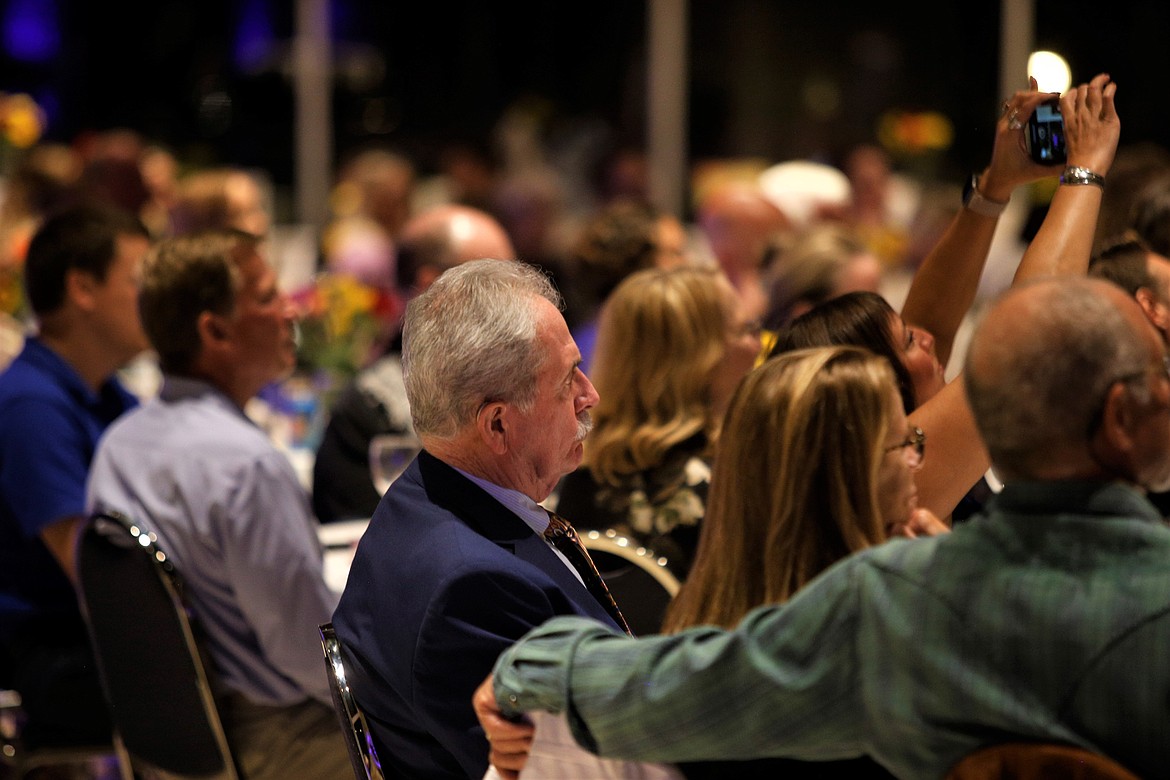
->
[319,622,385,780]
[581,530,680,636]
[76,510,240,779]
[945,742,1138,779]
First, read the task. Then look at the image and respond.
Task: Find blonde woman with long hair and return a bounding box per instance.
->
[665,346,944,779]
[554,266,759,577]
[665,346,942,631]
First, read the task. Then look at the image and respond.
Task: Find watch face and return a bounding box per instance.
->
[962,174,978,206]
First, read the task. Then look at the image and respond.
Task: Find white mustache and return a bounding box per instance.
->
[575,412,593,442]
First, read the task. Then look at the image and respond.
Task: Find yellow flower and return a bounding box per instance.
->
[320,273,377,338]
[292,271,400,378]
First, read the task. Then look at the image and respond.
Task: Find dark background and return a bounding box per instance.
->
[2,0,1165,218]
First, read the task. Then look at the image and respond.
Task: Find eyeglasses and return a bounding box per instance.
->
[885,426,926,464]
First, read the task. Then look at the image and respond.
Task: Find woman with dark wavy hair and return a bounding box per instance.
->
[769,73,1119,520]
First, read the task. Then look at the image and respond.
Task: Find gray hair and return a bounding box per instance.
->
[402,259,562,438]
[964,278,1148,478]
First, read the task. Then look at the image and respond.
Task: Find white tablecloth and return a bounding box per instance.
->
[317,518,369,594]
[483,712,683,780]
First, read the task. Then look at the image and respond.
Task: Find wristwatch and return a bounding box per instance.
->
[1060,166,1106,189]
[962,174,1009,218]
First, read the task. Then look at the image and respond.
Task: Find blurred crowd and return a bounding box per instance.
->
[5,101,1170,527]
[0,117,960,374]
[9,69,1170,778]
[5,82,1170,535]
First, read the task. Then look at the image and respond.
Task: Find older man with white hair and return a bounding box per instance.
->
[333,259,626,779]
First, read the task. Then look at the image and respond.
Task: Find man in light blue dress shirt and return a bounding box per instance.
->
[87,230,349,779]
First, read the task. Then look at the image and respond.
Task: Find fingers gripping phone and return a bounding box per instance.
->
[1026,98,1066,165]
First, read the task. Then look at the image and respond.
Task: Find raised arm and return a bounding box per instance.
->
[901,81,1054,365]
[909,75,1119,519]
[1013,73,1119,282]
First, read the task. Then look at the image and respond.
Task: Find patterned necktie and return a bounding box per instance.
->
[543,512,632,635]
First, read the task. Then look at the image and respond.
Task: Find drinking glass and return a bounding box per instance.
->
[369,434,421,494]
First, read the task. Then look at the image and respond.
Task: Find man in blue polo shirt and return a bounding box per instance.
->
[0,206,151,746]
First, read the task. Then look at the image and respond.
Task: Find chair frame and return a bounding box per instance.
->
[580,529,681,636]
[581,529,681,596]
[319,622,385,780]
[946,741,1139,779]
[76,510,240,779]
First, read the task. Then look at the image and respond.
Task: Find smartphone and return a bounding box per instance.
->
[1026,98,1066,165]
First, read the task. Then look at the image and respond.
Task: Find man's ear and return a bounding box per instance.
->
[1135,288,1162,326]
[1097,381,1141,466]
[197,311,231,349]
[476,400,509,455]
[64,269,98,313]
[1137,287,1170,335]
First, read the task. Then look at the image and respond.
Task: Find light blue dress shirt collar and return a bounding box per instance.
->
[452,467,583,586]
[454,467,553,536]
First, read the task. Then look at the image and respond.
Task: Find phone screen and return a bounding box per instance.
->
[1028,100,1066,165]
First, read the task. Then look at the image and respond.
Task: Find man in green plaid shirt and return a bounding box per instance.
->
[478,277,1170,780]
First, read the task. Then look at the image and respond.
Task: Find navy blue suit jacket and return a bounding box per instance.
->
[333,450,620,779]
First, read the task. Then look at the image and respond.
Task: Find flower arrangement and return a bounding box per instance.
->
[290,271,401,380]
[877,109,953,157]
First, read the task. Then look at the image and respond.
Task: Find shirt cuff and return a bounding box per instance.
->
[492,616,622,718]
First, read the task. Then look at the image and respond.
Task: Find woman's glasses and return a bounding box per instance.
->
[885,426,926,464]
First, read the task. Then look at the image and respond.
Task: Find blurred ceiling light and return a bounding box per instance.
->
[1028,51,1072,94]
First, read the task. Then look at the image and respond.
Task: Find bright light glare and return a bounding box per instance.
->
[1028,51,1072,94]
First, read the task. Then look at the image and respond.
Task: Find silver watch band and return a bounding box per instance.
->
[1059,166,1106,189]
